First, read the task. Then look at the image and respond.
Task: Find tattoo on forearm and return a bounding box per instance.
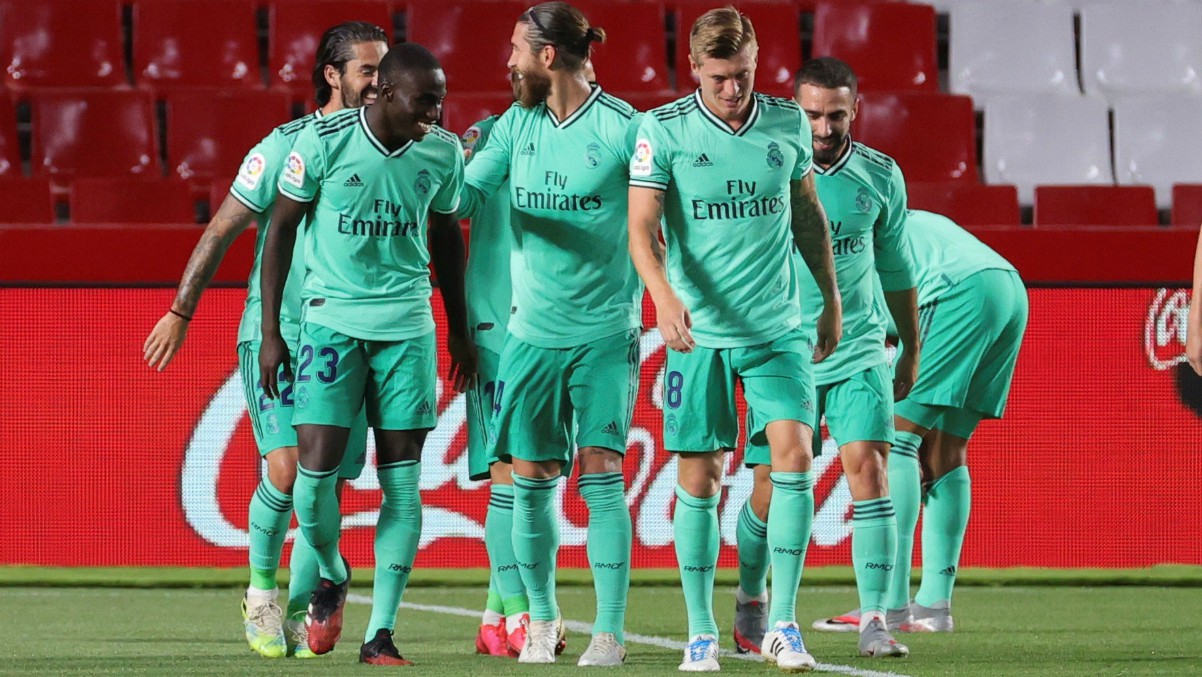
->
[174,230,235,315]
[791,191,835,290]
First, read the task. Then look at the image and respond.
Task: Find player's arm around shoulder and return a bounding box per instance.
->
[457,109,516,220]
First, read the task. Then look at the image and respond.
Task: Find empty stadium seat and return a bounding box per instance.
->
[675,0,801,97]
[812,1,937,92]
[983,96,1112,204]
[907,182,1020,227]
[1113,96,1202,209]
[408,1,527,93]
[1172,184,1202,227]
[0,0,126,90]
[166,89,292,185]
[441,92,514,137]
[0,178,56,223]
[70,178,196,224]
[31,90,160,181]
[949,1,1078,104]
[0,97,18,177]
[1033,185,1158,227]
[618,91,683,114]
[133,0,260,91]
[1081,2,1202,101]
[578,1,670,93]
[268,1,394,97]
[854,91,978,183]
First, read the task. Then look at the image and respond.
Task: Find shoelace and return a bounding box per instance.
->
[248,599,283,628]
[687,637,715,662]
[588,634,617,654]
[780,625,806,653]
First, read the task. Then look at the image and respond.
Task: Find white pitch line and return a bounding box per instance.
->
[348,593,913,677]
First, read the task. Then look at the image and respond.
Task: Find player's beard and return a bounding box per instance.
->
[813,131,848,167]
[514,68,551,109]
[340,80,377,109]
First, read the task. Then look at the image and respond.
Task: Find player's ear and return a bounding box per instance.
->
[324,63,341,91]
[541,43,557,70]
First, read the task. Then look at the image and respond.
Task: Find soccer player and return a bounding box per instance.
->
[258,43,475,665]
[733,57,918,660]
[628,8,842,672]
[813,209,1027,633]
[455,2,642,666]
[141,22,388,659]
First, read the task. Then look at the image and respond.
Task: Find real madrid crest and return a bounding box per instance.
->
[766,142,784,169]
[585,142,602,169]
[415,169,432,195]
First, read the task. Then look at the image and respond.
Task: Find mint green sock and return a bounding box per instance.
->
[735,500,769,598]
[485,484,526,612]
[673,485,720,639]
[767,472,814,627]
[293,464,347,584]
[852,498,898,616]
[915,466,971,608]
[286,530,319,618]
[887,432,922,610]
[512,474,560,622]
[365,461,422,641]
[248,479,292,590]
[579,472,630,643]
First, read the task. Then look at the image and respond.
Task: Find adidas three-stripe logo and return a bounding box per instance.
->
[344,173,364,187]
[692,153,713,167]
[601,421,619,435]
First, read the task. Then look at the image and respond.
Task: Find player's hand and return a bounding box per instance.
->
[447,333,478,393]
[813,295,842,363]
[655,292,695,353]
[143,312,189,372]
[893,347,919,401]
[1188,321,1202,376]
[258,332,292,400]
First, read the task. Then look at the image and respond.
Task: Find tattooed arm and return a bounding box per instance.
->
[790,173,842,362]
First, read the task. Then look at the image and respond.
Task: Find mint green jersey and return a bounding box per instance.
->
[903,210,1017,307]
[278,107,465,341]
[630,91,813,348]
[804,141,915,385]
[462,115,513,355]
[458,85,643,349]
[230,112,320,345]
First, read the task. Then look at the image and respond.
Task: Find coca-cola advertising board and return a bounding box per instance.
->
[2,287,1200,568]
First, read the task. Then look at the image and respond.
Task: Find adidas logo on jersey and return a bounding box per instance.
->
[602,421,619,435]
[416,401,433,415]
[343,173,364,187]
[692,153,713,167]
[519,143,536,156]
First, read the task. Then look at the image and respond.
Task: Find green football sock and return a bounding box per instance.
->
[512,473,560,622]
[286,529,319,618]
[365,461,422,641]
[673,485,720,639]
[852,498,898,616]
[293,464,347,584]
[484,483,526,614]
[915,466,971,608]
[767,472,814,627]
[887,432,922,610]
[247,479,292,591]
[735,500,769,598]
[579,472,631,643]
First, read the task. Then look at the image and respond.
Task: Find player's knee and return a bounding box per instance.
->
[676,452,724,498]
[577,446,623,475]
[489,461,514,485]
[769,442,812,473]
[264,447,299,494]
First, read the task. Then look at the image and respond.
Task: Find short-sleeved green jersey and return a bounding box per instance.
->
[904,209,1017,307]
[630,91,814,348]
[462,115,513,355]
[458,85,643,349]
[803,141,915,385]
[278,107,465,341]
[230,112,321,345]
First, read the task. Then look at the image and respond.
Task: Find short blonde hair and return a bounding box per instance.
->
[689,6,756,64]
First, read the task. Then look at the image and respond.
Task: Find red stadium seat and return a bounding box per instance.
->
[0,96,18,177]
[70,178,196,224]
[0,0,126,90]
[268,1,394,98]
[442,92,514,137]
[133,0,260,91]
[0,178,56,223]
[31,90,160,181]
[165,89,292,185]
[907,182,1020,227]
[617,91,682,114]
[409,1,529,93]
[675,0,801,97]
[1034,185,1158,227]
[576,1,670,94]
[812,1,937,92]
[1171,184,1202,227]
[854,91,978,183]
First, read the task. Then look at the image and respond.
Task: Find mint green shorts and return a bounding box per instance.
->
[664,328,815,453]
[744,362,892,466]
[489,329,640,465]
[291,322,437,432]
[895,269,1028,439]
[237,340,367,479]
[466,346,502,481]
